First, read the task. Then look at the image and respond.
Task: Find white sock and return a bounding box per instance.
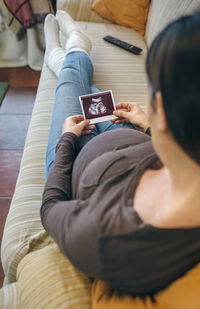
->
[44,14,65,77]
[47,47,65,77]
[66,30,92,55]
[56,10,79,36]
[56,10,92,55]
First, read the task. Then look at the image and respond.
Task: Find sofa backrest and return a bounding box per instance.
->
[145,0,200,47]
[57,0,111,23]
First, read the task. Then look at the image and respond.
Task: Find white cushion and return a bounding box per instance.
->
[57,0,111,24]
[145,0,200,47]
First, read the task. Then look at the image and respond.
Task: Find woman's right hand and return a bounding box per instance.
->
[112,102,149,132]
[62,115,95,137]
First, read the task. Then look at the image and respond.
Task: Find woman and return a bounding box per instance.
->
[41,11,200,295]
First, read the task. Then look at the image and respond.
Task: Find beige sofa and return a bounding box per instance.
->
[1,0,200,308]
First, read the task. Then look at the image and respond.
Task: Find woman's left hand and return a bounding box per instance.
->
[62,115,95,137]
[112,102,149,132]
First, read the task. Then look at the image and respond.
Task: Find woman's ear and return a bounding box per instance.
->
[155,92,168,133]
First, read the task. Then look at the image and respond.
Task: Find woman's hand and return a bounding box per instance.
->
[62,115,95,137]
[112,102,149,132]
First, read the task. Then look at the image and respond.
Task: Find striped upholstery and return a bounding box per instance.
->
[1,21,148,287]
[16,244,91,309]
[57,0,112,24]
[1,65,57,285]
[145,0,200,46]
[0,282,20,309]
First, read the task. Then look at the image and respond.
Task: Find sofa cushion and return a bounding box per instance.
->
[16,244,91,309]
[57,0,111,24]
[145,0,200,46]
[92,0,151,35]
[0,282,20,309]
[1,21,148,285]
[76,22,148,107]
[92,263,200,309]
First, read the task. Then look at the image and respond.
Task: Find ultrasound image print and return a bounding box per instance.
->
[80,91,115,121]
[88,97,107,115]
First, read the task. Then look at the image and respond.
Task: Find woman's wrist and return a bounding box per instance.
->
[132,120,150,133]
[140,116,150,132]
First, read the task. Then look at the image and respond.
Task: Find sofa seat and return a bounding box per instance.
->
[78,22,148,108]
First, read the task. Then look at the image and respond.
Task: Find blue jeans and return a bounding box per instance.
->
[46,51,134,178]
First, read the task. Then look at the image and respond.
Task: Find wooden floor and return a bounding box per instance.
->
[0,67,41,288]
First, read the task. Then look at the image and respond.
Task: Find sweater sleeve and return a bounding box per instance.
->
[40,132,81,248]
[40,132,100,276]
[41,132,80,215]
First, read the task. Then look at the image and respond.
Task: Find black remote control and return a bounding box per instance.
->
[103,35,143,55]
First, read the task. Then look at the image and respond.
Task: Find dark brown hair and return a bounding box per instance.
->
[146,11,200,164]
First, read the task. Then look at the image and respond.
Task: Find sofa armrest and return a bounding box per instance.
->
[16,244,91,309]
[0,282,20,309]
[57,0,112,24]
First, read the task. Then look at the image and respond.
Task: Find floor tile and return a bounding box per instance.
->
[0,87,37,114]
[0,150,23,196]
[0,114,31,150]
[0,198,11,288]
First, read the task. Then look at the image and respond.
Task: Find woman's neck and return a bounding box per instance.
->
[159,141,200,219]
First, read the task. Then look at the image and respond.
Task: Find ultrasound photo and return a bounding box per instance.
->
[79,90,117,124]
